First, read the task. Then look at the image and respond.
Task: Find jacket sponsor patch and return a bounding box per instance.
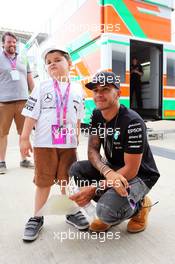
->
[25,96,37,111]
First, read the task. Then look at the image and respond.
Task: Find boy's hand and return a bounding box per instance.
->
[20,138,33,157]
[69,186,96,207]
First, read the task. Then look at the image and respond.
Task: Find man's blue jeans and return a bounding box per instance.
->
[69,160,150,225]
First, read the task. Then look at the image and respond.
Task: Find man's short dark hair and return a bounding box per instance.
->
[2,32,18,43]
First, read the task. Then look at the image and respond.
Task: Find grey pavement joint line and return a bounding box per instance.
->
[150,145,175,160]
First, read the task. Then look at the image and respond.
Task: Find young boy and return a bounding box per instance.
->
[20,47,89,242]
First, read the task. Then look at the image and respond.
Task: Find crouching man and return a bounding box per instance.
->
[67,71,160,233]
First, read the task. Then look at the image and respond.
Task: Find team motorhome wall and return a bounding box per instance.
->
[56,0,173,47]
[49,0,175,122]
[101,0,172,41]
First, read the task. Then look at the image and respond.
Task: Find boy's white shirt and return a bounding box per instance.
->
[22,79,85,148]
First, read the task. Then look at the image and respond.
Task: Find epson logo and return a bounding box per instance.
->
[128,127,142,134]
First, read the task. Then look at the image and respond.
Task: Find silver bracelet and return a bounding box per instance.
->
[103,169,113,177]
[99,164,108,175]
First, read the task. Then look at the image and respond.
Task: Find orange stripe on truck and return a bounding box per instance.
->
[103,6,131,35]
[164,110,175,117]
[163,75,167,86]
[121,86,129,97]
[124,0,171,41]
[163,89,175,98]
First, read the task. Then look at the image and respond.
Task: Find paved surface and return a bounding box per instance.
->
[0,121,175,264]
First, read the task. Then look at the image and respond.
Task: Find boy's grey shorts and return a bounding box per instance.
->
[69,160,150,225]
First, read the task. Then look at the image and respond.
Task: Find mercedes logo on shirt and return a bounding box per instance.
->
[44,93,53,103]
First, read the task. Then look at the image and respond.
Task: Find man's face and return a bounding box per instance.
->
[132,58,138,65]
[45,52,71,80]
[3,35,17,55]
[92,83,120,111]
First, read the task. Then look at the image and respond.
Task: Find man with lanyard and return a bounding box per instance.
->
[68,71,160,233]
[0,31,34,174]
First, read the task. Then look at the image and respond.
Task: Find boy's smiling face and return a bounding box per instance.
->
[45,51,72,81]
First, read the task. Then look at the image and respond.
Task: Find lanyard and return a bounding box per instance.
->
[4,51,17,70]
[53,80,70,127]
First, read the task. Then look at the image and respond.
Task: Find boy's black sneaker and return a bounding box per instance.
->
[66,211,89,230]
[20,159,34,168]
[23,216,44,242]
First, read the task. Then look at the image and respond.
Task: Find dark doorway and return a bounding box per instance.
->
[130,40,163,120]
